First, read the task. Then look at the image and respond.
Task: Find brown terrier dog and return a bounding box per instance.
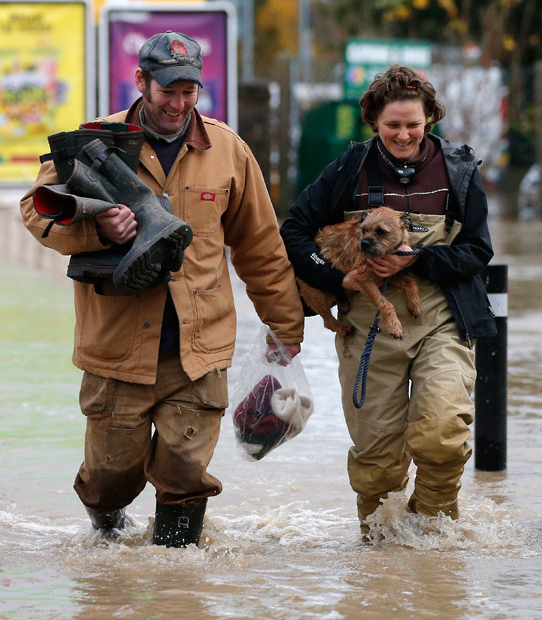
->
[297,206,421,339]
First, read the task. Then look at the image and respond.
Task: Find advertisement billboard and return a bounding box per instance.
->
[0,0,93,184]
[99,2,237,130]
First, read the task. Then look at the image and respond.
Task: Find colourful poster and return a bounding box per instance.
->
[0,1,90,184]
[102,6,235,127]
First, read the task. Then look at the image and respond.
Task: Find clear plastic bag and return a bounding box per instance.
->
[231,326,314,460]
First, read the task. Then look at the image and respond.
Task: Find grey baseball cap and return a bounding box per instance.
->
[139,31,203,87]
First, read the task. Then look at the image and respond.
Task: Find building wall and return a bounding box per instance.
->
[0,191,69,278]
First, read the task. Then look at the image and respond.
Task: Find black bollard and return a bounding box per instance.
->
[474,264,508,471]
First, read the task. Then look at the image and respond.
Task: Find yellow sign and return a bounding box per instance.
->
[0,2,88,183]
[93,0,205,21]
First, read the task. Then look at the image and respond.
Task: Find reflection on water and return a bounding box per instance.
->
[0,218,541,619]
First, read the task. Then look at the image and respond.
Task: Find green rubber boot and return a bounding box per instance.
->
[153,499,207,548]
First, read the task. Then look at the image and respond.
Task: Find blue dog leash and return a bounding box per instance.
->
[352,279,388,409]
[352,248,420,409]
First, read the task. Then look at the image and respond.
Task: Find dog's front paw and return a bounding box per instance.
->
[407,298,421,318]
[385,317,404,340]
[388,329,403,340]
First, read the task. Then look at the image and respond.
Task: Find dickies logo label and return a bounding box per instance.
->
[200,192,216,201]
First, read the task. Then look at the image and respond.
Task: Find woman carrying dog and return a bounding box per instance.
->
[280,65,496,538]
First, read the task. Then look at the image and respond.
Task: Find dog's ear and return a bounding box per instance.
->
[316,218,359,257]
[401,213,413,231]
[359,211,369,224]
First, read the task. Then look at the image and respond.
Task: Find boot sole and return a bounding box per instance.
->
[67,257,171,295]
[113,223,193,293]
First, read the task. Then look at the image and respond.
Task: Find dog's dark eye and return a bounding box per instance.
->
[376,227,389,236]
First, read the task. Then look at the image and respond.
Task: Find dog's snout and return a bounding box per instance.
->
[360,238,375,255]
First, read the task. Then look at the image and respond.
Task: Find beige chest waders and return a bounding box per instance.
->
[336,212,476,529]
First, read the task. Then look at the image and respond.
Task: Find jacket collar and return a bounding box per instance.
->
[354,135,478,217]
[125,98,212,151]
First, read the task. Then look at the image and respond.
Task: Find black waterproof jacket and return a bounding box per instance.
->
[280,134,497,344]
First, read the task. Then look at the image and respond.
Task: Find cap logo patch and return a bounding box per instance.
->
[201,192,216,202]
[169,40,189,61]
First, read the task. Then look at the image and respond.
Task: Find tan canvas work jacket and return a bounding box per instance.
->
[20,102,304,384]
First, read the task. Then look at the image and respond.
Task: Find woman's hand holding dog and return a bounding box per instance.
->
[342,264,370,291]
[367,244,417,278]
[342,243,418,289]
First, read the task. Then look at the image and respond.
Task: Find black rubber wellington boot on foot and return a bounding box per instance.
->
[153,499,207,547]
[86,506,126,533]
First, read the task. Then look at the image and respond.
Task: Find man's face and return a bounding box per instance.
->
[135,69,199,135]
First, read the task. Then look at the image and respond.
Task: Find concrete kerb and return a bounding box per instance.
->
[0,187,69,279]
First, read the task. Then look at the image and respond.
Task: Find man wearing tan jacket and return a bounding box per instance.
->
[20,31,304,547]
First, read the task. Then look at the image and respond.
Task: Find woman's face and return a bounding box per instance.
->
[374,99,428,161]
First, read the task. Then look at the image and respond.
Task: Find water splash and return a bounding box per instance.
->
[207,501,357,552]
[1,490,522,561]
[364,489,520,552]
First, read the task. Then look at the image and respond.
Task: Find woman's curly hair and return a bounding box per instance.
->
[360,65,446,133]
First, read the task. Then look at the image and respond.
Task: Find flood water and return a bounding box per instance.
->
[0,212,541,619]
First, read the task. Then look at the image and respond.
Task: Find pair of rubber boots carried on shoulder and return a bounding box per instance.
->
[33,122,193,295]
[86,499,208,547]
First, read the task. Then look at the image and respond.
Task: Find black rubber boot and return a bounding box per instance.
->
[63,159,172,295]
[79,122,144,173]
[40,129,117,183]
[153,499,207,548]
[86,506,126,531]
[33,183,118,228]
[67,244,135,294]
[40,123,143,183]
[67,247,174,295]
[66,158,118,202]
[31,161,131,294]
[79,139,193,294]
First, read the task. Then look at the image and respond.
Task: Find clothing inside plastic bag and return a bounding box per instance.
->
[231,328,313,460]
